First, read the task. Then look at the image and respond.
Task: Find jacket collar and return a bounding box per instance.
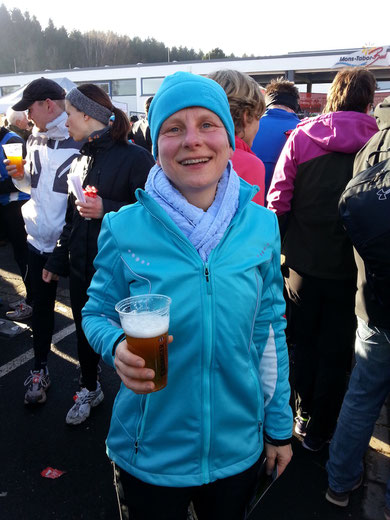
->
[80,127,113,156]
[32,111,70,140]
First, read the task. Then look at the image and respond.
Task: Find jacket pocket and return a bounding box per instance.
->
[249,356,264,442]
[131,394,151,464]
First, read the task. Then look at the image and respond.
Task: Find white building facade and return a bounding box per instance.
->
[0,45,389,116]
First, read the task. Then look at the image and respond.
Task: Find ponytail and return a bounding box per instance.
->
[111,106,130,143]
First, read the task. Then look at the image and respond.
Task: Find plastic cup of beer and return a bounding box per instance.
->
[2,143,24,177]
[115,294,171,392]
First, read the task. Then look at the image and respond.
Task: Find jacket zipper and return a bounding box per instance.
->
[201,260,213,483]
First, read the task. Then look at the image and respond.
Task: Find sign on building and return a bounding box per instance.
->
[333,46,390,68]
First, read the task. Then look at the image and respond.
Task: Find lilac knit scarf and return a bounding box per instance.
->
[145,162,240,262]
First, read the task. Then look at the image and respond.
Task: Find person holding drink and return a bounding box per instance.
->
[82,71,293,519]
[43,83,154,424]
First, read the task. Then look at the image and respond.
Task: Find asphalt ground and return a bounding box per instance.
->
[0,242,388,520]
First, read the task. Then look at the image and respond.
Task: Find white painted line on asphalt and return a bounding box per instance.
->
[0,323,76,378]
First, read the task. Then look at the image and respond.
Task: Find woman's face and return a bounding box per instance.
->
[242,111,260,148]
[65,101,90,141]
[157,107,232,210]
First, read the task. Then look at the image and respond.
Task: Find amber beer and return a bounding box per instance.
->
[115,295,171,392]
[2,143,24,177]
[7,155,24,175]
[123,313,169,391]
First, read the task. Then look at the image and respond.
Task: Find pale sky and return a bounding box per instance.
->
[2,0,389,58]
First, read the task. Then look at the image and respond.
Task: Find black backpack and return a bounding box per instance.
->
[338,143,390,307]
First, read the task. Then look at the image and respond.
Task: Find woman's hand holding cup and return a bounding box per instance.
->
[115,336,173,394]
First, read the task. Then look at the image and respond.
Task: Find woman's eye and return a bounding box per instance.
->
[202,122,212,129]
[167,126,180,134]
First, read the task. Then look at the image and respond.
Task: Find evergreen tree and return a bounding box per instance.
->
[0,4,235,74]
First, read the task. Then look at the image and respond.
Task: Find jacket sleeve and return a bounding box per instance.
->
[253,211,293,441]
[44,196,74,277]
[266,131,298,216]
[101,147,154,214]
[82,214,131,368]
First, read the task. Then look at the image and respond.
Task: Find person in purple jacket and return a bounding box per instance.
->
[267,67,378,452]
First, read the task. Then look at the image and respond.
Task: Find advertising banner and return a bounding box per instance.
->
[333,46,390,68]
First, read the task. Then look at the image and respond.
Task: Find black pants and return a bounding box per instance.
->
[0,200,32,304]
[284,268,356,440]
[28,245,58,370]
[113,458,261,520]
[69,273,100,391]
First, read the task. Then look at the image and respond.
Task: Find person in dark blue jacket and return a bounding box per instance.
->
[251,78,300,196]
[0,125,32,319]
[82,71,293,520]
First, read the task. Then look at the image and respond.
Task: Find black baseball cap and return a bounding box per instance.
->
[12,77,66,111]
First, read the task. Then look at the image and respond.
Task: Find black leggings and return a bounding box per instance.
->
[29,246,58,370]
[69,274,100,391]
[285,268,356,440]
[113,457,262,520]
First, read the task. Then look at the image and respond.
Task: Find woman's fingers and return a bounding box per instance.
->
[114,340,156,394]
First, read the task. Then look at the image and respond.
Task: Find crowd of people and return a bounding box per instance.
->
[1,66,389,519]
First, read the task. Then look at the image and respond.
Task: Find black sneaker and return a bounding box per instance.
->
[302,434,327,452]
[325,474,363,507]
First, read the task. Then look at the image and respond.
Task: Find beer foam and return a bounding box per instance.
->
[120,311,169,338]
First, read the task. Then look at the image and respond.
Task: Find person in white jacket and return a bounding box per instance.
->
[7,78,81,405]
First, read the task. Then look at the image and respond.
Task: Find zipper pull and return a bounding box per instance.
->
[204,266,209,282]
[134,440,139,454]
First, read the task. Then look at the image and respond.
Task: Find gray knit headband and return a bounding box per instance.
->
[66,87,113,125]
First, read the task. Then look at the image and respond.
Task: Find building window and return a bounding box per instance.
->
[112,79,136,96]
[1,85,19,96]
[75,81,110,95]
[142,77,164,96]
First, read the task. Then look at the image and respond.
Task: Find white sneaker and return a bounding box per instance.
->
[24,369,51,405]
[7,302,33,320]
[66,382,104,425]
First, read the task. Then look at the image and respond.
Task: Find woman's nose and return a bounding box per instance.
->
[183,126,201,147]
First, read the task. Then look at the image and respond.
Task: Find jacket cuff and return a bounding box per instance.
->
[112,333,126,356]
[264,433,292,446]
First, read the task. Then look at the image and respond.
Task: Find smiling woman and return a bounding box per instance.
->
[156,107,232,210]
[81,71,293,520]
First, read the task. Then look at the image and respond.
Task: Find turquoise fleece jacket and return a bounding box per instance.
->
[82,178,292,487]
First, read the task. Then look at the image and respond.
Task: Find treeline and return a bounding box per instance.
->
[0,4,238,74]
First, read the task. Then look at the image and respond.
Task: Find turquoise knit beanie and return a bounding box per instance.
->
[148,71,235,158]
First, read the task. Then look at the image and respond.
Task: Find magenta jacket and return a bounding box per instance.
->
[266,111,378,279]
[231,136,265,206]
[267,111,378,215]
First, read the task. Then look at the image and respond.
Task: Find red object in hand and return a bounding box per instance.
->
[83,185,98,199]
[41,467,66,479]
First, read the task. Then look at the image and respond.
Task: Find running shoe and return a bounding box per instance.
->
[302,434,327,452]
[8,298,27,310]
[66,382,104,425]
[325,474,363,507]
[24,369,51,405]
[294,415,309,436]
[6,302,33,320]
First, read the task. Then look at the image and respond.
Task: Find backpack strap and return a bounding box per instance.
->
[366,131,390,167]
